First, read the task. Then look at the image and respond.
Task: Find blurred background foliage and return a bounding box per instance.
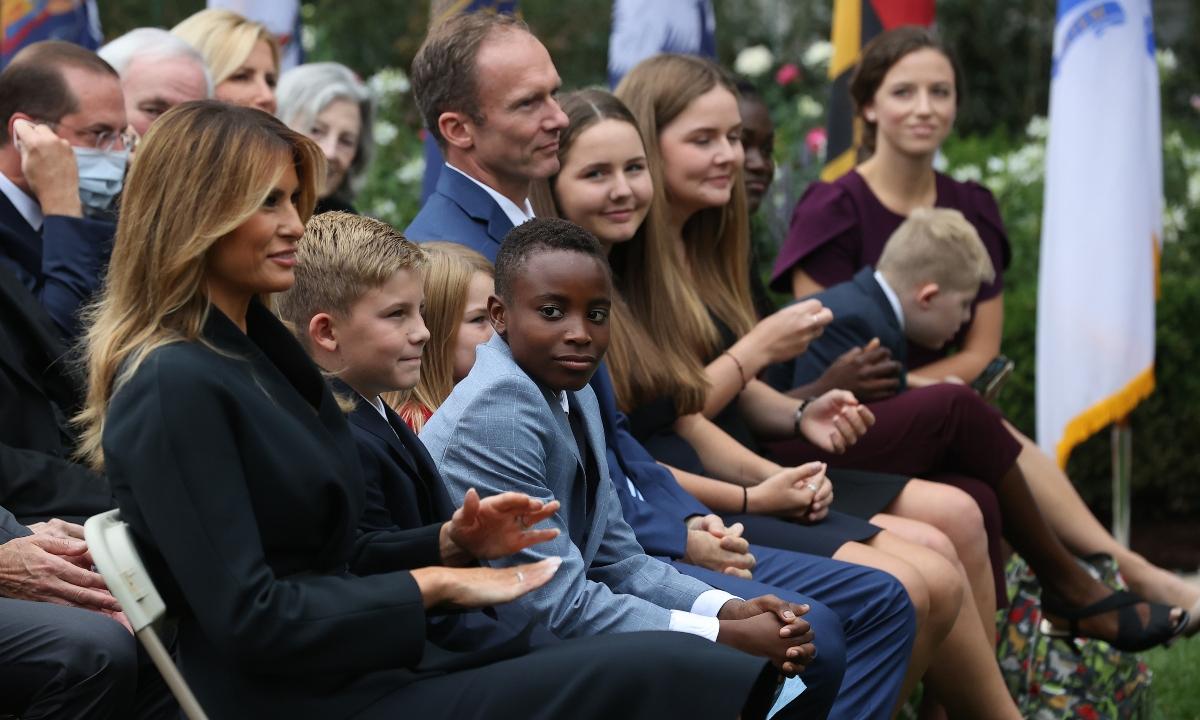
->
[98,1,1199,532]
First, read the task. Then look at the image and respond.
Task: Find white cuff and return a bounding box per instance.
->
[668,609,722,641]
[691,588,740,617]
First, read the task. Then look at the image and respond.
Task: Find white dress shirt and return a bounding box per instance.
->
[874,270,906,330]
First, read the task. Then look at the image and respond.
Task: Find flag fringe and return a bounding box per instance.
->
[1054,365,1155,468]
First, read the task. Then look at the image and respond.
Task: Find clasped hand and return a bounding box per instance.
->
[798,390,875,453]
[0,524,131,632]
[717,595,815,676]
[748,462,831,523]
[684,515,755,579]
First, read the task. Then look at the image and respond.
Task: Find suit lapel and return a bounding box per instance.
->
[437,168,516,250]
[0,265,72,395]
[855,268,908,368]
[0,191,41,280]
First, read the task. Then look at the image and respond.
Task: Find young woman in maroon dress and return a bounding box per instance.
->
[771,25,1200,632]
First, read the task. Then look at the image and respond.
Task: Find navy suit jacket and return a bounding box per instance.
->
[0,264,112,525]
[588,362,708,560]
[404,166,514,262]
[787,267,909,390]
[0,188,115,340]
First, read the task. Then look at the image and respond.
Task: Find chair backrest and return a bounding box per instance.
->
[84,509,165,633]
[85,509,212,720]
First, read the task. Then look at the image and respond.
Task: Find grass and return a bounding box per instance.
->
[1147,640,1200,720]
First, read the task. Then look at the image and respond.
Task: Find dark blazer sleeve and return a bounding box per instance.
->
[37,215,114,341]
[0,504,33,545]
[352,524,444,576]
[0,442,112,525]
[104,353,429,677]
[791,304,879,387]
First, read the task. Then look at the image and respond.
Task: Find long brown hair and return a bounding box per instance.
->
[76,100,323,469]
[613,54,756,407]
[538,88,709,415]
[386,242,493,431]
[850,25,962,158]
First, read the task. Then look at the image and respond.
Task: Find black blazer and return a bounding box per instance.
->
[0,265,111,524]
[103,300,497,719]
[0,190,114,341]
[342,383,455,534]
[783,267,909,391]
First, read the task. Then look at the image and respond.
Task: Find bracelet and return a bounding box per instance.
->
[723,350,748,390]
[793,397,815,437]
[741,486,748,514]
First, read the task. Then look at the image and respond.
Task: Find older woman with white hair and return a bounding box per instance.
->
[98,27,213,138]
[276,62,374,213]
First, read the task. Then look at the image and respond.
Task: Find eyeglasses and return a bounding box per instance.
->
[40,119,137,152]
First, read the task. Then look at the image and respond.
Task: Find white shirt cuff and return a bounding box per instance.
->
[691,589,740,617]
[668,610,722,641]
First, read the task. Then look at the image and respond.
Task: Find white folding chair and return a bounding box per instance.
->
[84,509,210,720]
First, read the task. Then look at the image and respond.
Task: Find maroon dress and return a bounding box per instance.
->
[770,169,1011,369]
[766,170,1016,603]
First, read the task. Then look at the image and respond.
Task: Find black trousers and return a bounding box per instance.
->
[0,598,176,720]
[356,631,777,720]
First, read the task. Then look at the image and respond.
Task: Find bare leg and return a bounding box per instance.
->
[880,481,997,646]
[848,527,1021,719]
[1006,421,1200,614]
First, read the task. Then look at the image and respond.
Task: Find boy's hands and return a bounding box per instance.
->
[716,595,815,675]
[441,488,561,566]
[813,338,902,401]
[683,515,755,578]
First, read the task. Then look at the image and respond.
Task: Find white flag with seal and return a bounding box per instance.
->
[1036,0,1162,466]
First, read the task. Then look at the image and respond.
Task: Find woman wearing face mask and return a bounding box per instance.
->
[277,63,374,215]
[173,9,279,115]
[386,242,494,431]
[770,26,1200,633]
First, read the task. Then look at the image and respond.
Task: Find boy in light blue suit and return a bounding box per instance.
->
[421,219,825,712]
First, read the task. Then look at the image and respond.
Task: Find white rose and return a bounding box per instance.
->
[802,40,833,70]
[734,45,774,77]
[374,120,399,146]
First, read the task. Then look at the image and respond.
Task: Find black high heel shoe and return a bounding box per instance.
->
[1040,588,1190,652]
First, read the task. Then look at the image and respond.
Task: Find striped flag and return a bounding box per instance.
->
[1035,0,1161,466]
[1,0,102,68]
[821,0,935,181]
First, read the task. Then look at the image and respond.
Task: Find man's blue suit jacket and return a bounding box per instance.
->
[0,189,114,341]
[404,166,514,262]
[778,267,909,392]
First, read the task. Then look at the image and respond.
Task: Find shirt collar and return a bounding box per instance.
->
[445,163,535,228]
[362,393,389,420]
[556,390,570,413]
[0,171,43,231]
[874,270,905,330]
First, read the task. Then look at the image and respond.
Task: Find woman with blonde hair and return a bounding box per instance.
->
[172,8,279,113]
[75,99,772,719]
[387,242,494,431]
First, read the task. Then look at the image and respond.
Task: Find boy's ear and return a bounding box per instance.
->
[487,294,507,337]
[308,312,339,353]
[915,282,941,308]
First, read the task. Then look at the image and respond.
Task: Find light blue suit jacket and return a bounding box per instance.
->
[420,334,714,638]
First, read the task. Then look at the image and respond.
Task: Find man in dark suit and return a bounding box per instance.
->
[0,263,175,718]
[405,12,568,262]
[0,41,127,341]
[788,208,996,391]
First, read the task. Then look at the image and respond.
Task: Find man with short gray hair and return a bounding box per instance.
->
[98,28,212,139]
